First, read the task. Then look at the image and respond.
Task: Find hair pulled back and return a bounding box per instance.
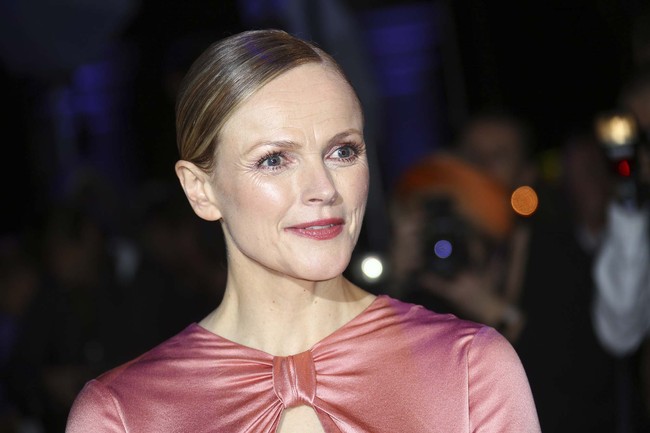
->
[175,29,349,171]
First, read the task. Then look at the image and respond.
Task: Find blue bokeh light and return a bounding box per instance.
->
[433,240,452,259]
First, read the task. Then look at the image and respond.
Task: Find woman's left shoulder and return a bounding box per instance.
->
[383,295,520,357]
[382,295,489,335]
[466,325,522,367]
[464,325,541,431]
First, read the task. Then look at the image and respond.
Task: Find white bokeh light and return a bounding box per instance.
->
[360,255,384,280]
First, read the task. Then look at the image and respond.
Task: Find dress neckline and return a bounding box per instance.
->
[190,294,389,358]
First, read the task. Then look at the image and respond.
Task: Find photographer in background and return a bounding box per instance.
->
[388,151,524,342]
[592,65,650,429]
[593,66,650,356]
[388,109,539,344]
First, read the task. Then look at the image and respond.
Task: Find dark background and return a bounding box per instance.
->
[0,0,642,237]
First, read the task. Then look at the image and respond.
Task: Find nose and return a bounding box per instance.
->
[300,160,338,205]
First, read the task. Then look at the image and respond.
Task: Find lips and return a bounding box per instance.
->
[286,218,345,240]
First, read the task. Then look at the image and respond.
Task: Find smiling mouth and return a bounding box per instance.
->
[306,223,336,229]
[287,219,345,240]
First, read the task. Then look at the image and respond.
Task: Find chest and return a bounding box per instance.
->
[277,405,326,433]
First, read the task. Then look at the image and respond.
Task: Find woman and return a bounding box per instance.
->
[66,29,540,432]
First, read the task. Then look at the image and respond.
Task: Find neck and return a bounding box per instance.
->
[200,266,374,356]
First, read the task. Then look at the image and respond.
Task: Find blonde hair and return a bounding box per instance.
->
[175,29,352,171]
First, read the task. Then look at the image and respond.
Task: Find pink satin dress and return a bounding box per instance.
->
[66,295,541,432]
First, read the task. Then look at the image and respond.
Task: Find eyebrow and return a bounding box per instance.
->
[243,139,297,157]
[328,129,363,146]
[245,129,363,155]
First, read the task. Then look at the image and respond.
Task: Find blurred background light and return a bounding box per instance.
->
[360,255,384,280]
[511,185,539,217]
[433,239,452,259]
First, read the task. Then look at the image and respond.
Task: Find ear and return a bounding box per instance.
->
[175,160,222,221]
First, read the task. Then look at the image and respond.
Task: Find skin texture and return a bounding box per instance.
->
[211,64,368,284]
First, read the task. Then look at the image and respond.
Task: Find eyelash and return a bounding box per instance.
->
[254,142,364,171]
[334,142,365,163]
[255,151,287,171]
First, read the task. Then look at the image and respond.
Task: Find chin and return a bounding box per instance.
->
[290,257,351,282]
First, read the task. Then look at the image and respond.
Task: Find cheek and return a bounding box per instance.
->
[353,169,370,206]
[221,178,290,224]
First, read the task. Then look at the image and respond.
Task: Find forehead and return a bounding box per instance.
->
[220,63,362,142]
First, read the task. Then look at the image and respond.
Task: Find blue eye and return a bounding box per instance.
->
[331,143,363,162]
[263,154,282,167]
[336,146,354,159]
[257,152,284,169]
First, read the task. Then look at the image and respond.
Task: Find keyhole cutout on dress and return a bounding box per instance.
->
[277,405,325,433]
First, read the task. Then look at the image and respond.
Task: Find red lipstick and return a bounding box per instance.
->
[286,218,344,240]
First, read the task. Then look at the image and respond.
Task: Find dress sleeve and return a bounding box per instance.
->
[467,326,541,433]
[66,380,126,433]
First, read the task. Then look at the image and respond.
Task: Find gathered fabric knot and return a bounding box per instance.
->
[272,350,317,408]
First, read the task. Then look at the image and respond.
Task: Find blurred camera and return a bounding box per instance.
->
[420,196,471,280]
[594,111,648,207]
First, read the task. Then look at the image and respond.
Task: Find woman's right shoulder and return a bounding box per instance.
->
[66,323,207,432]
[66,323,217,431]
[66,379,125,433]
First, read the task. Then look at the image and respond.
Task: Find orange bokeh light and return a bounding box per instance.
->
[511,186,538,217]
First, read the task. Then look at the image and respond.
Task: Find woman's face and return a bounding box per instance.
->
[210,63,369,282]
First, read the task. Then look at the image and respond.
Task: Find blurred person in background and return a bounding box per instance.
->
[454,109,541,334]
[389,109,537,344]
[592,63,650,431]
[388,152,523,341]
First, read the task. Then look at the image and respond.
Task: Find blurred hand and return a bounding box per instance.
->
[418,270,525,342]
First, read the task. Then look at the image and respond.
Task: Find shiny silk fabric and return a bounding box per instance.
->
[66,295,541,432]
